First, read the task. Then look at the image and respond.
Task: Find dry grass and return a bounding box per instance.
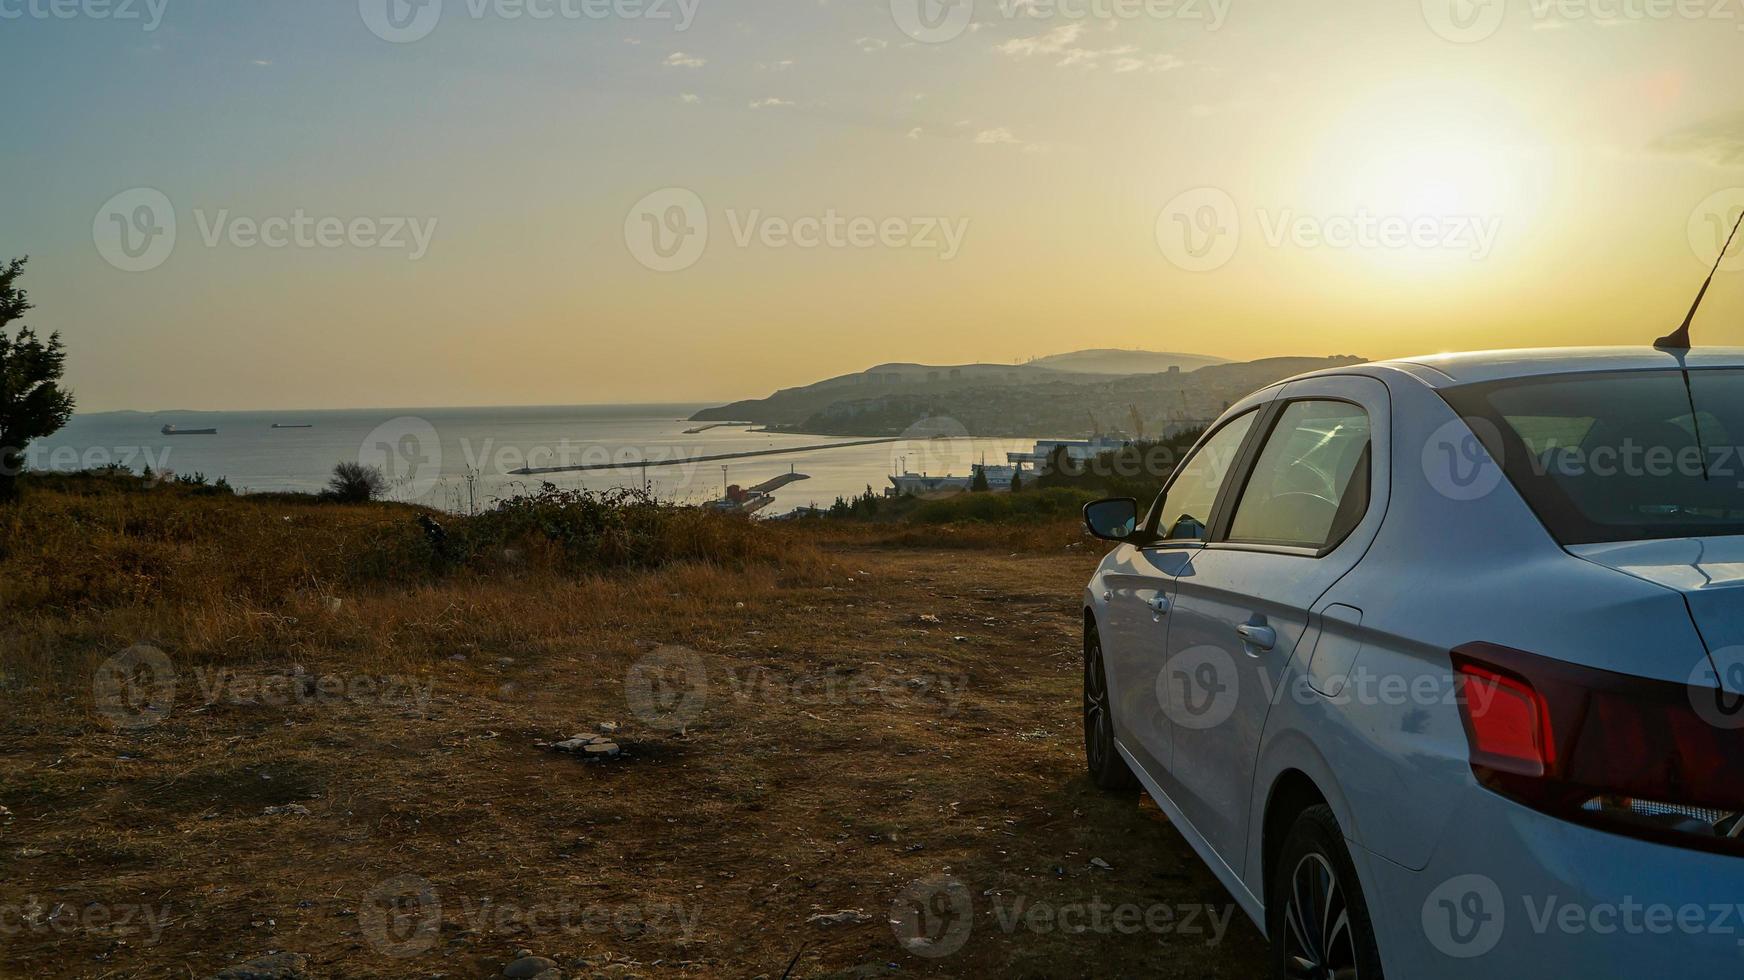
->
[0,476,1263,979]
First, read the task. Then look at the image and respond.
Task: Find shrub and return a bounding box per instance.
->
[326,462,387,503]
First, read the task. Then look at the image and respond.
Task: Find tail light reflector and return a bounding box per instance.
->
[1451,642,1744,856]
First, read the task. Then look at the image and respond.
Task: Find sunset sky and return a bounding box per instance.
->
[5,0,1744,412]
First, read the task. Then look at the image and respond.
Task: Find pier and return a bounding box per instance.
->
[681,421,755,434]
[508,437,902,476]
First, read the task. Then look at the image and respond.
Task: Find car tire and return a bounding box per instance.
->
[1269,805,1385,980]
[1084,624,1138,792]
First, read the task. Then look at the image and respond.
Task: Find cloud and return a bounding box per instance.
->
[974,128,1021,145]
[680,93,701,104]
[996,24,1177,72]
[995,23,1085,59]
[758,59,795,70]
[907,127,923,140]
[749,98,795,109]
[855,37,888,52]
[1113,53,1185,74]
[664,52,706,68]
[1654,110,1744,167]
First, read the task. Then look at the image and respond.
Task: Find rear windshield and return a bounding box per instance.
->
[1441,368,1744,545]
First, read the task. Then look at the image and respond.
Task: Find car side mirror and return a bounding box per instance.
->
[1084,497,1142,542]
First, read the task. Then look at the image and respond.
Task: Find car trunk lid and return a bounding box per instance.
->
[1569,536,1744,696]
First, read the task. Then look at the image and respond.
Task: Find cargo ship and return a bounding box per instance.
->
[161,424,217,435]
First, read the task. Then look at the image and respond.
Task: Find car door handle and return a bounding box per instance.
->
[1149,595,1171,616]
[1236,623,1277,651]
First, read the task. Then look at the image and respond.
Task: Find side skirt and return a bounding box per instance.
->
[1115,739,1267,936]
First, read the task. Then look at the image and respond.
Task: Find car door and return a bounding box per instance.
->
[1102,408,1264,782]
[1160,375,1390,877]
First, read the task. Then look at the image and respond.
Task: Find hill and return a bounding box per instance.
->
[695,352,1366,437]
[1028,349,1228,375]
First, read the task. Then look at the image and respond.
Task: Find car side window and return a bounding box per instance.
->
[1154,410,1258,541]
[1227,400,1371,551]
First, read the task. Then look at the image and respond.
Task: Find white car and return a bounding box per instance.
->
[1080,347,1744,979]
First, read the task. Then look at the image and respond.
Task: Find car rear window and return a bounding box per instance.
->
[1441,368,1744,545]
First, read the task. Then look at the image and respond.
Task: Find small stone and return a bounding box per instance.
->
[448,654,468,662]
[919,614,942,624]
[597,721,619,734]
[262,804,312,817]
[953,636,968,643]
[0,805,11,818]
[322,597,343,614]
[583,742,621,759]
[503,955,559,979]
[15,848,45,858]
[550,737,599,753]
[806,909,872,927]
[208,952,309,980]
[1090,857,1112,870]
[497,657,516,668]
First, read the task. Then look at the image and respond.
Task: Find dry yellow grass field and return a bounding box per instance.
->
[0,475,1264,979]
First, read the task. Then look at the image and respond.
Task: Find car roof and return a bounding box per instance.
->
[1288,346,1744,390]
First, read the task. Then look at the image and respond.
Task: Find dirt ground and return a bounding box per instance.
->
[0,541,1267,979]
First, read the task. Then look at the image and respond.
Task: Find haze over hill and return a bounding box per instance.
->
[694,350,1365,438]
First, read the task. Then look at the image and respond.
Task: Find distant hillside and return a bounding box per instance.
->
[691,360,1107,426]
[694,353,1366,437]
[1028,349,1228,375]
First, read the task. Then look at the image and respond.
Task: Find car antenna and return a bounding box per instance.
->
[1657,207,1744,350]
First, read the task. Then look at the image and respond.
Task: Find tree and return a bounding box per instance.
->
[0,257,76,503]
[327,461,388,503]
[1009,467,1023,493]
[969,464,990,492]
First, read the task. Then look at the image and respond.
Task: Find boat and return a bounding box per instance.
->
[161,425,217,436]
[1005,435,1133,469]
[271,423,313,429]
[888,464,1019,496]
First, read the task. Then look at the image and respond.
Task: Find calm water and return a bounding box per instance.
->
[34,405,1037,516]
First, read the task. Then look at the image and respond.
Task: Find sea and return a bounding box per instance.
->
[31,405,1038,516]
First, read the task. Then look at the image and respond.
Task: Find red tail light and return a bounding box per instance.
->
[1452,642,1744,856]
